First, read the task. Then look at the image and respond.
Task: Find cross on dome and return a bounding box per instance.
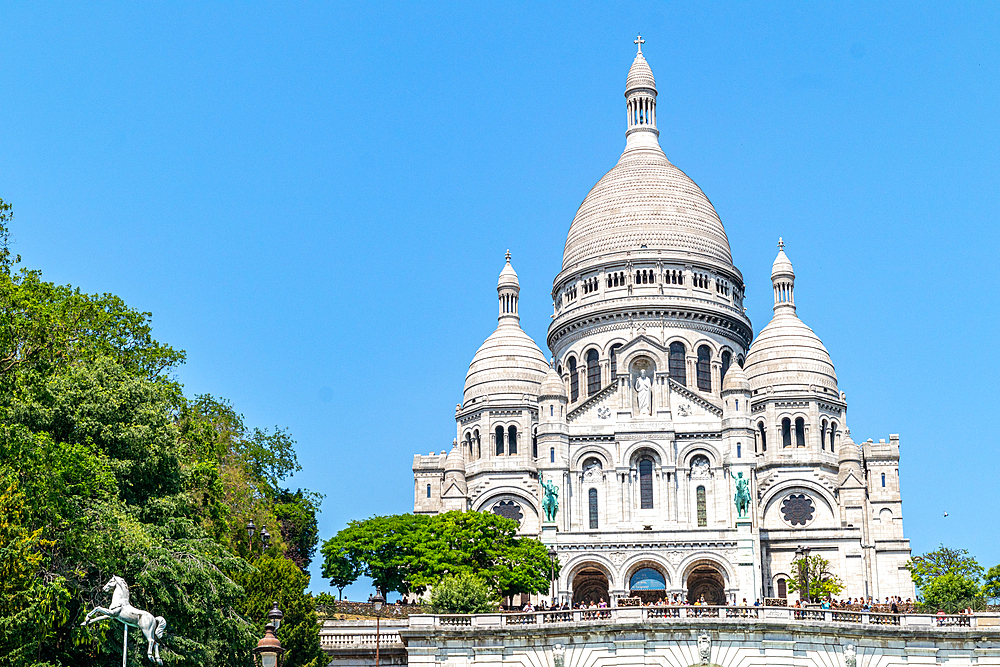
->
[778,237,785,251]
[634,34,644,54]
[505,249,511,263]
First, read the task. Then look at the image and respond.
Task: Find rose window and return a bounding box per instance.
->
[492,500,523,524]
[780,494,815,526]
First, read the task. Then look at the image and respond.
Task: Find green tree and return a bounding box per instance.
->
[321,547,359,600]
[321,511,556,600]
[983,564,1000,605]
[0,200,321,667]
[907,545,984,589]
[430,574,498,614]
[274,489,323,570]
[785,555,845,602]
[241,556,324,667]
[907,545,984,612]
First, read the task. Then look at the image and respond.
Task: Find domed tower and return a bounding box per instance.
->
[451,252,549,530]
[549,39,752,414]
[441,441,468,512]
[744,240,845,473]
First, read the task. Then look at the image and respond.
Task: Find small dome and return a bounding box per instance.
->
[445,443,465,473]
[838,430,862,465]
[744,312,838,394]
[626,52,656,92]
[498,250,519,290]
[722,362,750,393]
[464,325,548,405]
[772,241,794,278]
[540,365,567,399]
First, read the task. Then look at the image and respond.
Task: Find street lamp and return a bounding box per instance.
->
[372,593,385,667]
[261,526,271,551]
[795,546,811,604]
[547,548,558,606]
[268,601,283,630]
[247,519,256,540]
[254,603,284,667]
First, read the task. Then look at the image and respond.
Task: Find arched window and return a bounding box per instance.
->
[669,342,687,386]
[696,345,712,392]
[550,447,555,463]
[782,418,792,448]
[639,459,654,509]
[721,350,732,382]
[508,425,518,455]
[426,483,431,498]
[465,433,473,457]
[586,349,601,396]
[881,473,886,488]
[758,422,767,452]
[609,343,623,378]
[821,420,828,450]
[795,418,805,447]
[495,425,504,456]
[474,430,481,459]
[568,356,579,401]
[777,578,787,599]
[829,422,837,452]
[737,443,742,459]
[588,488,598,529]
[532,428,537,459]
[696,486,707,527]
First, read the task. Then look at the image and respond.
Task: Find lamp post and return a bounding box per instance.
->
[547,548,558,606]
[372,593,385,667]
[253,603,284,667]
[246,519,270,555]
[795,545,811,604]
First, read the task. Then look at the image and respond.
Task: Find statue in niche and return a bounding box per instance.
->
[634,368,653,415]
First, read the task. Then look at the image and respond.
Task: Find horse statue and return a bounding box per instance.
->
[82,575,167,665]
[734,472,751,519]
[541,477,559,523]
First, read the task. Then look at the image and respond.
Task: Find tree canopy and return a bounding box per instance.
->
[0,199,322,667]
[785,554,844,602]
[907,545,987,613]
[321,511,557,599]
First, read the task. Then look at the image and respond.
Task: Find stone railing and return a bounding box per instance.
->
[406,606,997,630]
[319,619,407,651]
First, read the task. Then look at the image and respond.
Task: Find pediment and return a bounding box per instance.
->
[616,334,670,358]
[442,482,467,498]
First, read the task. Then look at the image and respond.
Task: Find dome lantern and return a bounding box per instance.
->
[625,34,658,140]
[497,250,520,324]
[771,237,796,314]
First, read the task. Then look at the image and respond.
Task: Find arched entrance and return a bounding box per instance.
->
[572,567,609,606]
[686,562,726,605]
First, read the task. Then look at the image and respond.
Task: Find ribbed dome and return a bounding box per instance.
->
[463,325,548,404]
[498,252,519,289]
[444,444,465,473]
[464,257,548,405]
[744,312,838,394]
[540,366,567,399]
[626,52,655,91]
[561,149,734,270]
[722,362,750,393]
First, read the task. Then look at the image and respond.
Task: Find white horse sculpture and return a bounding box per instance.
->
[82,576,167,665]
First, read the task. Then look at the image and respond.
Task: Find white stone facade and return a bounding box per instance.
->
[412,44,914,606]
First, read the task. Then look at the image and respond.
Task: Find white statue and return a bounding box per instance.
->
[635,369,652,415]
[844,643,856,667]
[697,634,711,664]
[82,575,167,664]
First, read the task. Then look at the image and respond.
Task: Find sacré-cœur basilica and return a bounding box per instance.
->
[411,40,915,608]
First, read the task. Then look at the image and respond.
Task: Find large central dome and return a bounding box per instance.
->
[560,49,734,272]
[561,150,734,270]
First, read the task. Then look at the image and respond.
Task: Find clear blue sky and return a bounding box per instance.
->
[2,3,998,599]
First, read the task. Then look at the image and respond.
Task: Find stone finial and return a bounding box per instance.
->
[634,34,644,54]
[778,237,784,251]
[505,249,511,263]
